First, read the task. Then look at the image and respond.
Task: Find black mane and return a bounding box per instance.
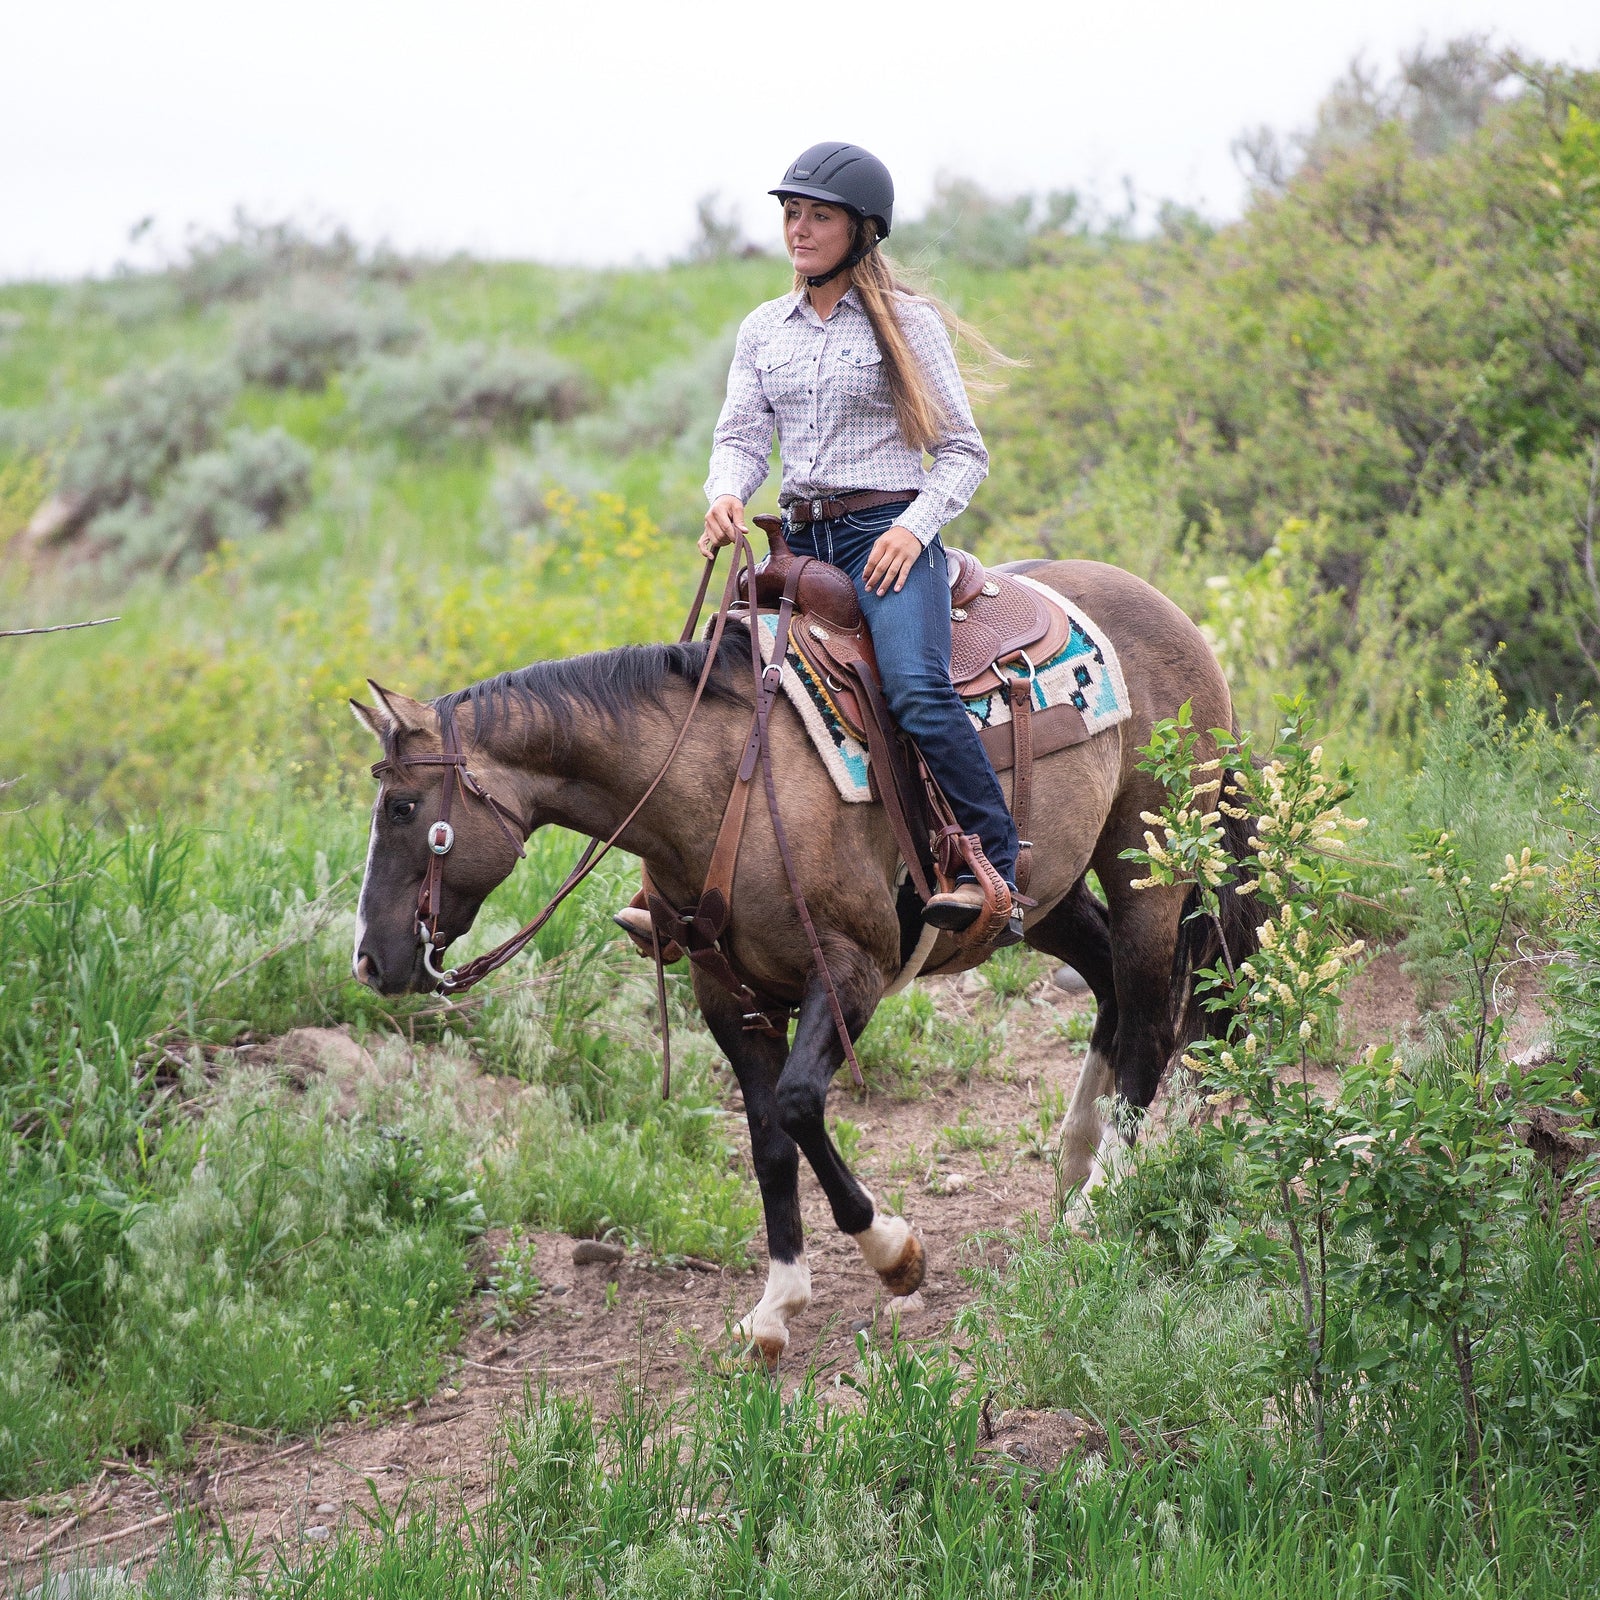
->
[432,626,751,748]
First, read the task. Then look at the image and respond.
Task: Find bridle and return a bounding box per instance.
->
[369,712,530,983]
[367,531,750,997]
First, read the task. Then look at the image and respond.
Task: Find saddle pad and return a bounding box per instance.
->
[757,573,1131,803]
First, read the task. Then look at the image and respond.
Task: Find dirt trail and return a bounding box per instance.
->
[2,951,1551,1576]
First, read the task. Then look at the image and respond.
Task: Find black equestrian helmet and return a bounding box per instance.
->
[771,143,894,239]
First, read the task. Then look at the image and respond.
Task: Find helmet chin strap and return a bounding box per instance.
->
[806,240,877,288]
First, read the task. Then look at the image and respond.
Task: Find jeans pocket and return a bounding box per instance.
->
[842,503,908,537]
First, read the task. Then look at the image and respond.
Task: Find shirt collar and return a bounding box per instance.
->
[782,285,866,327]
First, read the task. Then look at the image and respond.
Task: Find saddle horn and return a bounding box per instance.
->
[740,514,862,630]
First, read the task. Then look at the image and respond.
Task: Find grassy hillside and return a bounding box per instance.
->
[4,60,1600,812]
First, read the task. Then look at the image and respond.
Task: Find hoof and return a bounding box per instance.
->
[878,1232,926,1298]
[750,1329,787,1369]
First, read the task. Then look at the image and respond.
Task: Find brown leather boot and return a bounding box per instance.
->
[613,905,656,945]
[923,879,1025,948]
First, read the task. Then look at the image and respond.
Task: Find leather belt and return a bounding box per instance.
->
[784,489,919,525]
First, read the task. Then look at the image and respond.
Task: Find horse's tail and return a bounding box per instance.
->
[1171,760,1261,1048]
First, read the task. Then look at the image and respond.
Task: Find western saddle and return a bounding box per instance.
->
[634,519,1075,993]
[742,515,1081,919]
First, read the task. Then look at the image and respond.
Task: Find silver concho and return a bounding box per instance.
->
[428,821,455,855]
[981,579,1001,597]
[809,623,831,640]
[950,606,968,622]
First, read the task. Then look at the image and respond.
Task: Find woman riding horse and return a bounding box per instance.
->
[348,151,1256,1363]
[613,140,1022,945]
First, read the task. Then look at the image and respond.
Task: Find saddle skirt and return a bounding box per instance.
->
[744,516,1069,744]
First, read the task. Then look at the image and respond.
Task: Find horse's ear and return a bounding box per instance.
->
[366,681,435,736]
[349,698,388,741]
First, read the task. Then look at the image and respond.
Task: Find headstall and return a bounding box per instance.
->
[370,714,529,982]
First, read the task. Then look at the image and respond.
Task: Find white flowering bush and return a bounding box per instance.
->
[1122,695,1587,1481]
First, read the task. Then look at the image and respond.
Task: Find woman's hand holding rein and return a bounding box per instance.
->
[862,525,922,595]
[700,495,747,558]
[702,500,920,596]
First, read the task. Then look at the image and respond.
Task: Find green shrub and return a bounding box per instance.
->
[1360,662,1592,991]
[235,278,418,390]
[166,213,389,308]
[60,359,237,523]
[95,425,312,571]
[890,174,1085,268]
[493,439,607,532]
[569,329,736,457]
[352,341,589,443]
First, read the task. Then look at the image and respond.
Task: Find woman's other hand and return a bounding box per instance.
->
[700,496,748,558]
[862,525,923,595]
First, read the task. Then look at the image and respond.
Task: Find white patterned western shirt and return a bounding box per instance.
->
[704,287,988,548]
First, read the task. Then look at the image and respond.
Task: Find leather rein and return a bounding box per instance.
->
[369,525,865,1092]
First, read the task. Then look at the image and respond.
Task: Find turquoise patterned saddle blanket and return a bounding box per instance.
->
[758,573,1132,803]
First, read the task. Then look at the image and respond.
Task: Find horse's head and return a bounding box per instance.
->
[349,682,527,994]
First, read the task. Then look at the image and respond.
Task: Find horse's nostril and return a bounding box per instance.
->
[355,951,378,988]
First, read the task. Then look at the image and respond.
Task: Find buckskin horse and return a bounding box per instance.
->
[349,553,1256,1362]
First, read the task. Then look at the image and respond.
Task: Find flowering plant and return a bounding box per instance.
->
[1124,695,1580,1481]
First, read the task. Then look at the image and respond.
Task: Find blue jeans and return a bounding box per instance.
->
[784,499,1019,886]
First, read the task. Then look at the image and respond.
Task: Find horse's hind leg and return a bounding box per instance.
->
[775,954,926,1300]
[694,976,810,1365]
[1023,876,1120,1191]
[1093,817,1191,1158]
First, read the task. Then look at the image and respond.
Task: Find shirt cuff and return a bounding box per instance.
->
[895,497,945,547]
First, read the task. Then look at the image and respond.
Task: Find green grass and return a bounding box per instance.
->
[81,1336,1600,1599]
[0,806,757,1492]
[963,1231,1275,1435]
[853,987,993,1099]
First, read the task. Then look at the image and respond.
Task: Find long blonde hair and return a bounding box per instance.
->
[793,216,1016,452]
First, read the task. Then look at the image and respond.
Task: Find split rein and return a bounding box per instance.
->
[370,526,865,1094]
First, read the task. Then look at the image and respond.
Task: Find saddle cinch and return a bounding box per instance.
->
[739,515,1074,911]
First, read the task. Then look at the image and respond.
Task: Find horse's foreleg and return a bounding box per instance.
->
[775,956,926,1300]
[694,976,809,1365]
[1023,878,1120,1193]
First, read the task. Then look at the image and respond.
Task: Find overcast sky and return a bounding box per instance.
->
[4,0,1599,280]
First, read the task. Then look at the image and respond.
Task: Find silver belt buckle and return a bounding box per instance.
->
[811,497,824,521]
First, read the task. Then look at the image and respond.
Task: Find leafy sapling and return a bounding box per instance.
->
[1127,696,1371,1459]
[1337,832,1568,1495]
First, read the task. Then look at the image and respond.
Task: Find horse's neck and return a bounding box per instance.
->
[476,691,739,868]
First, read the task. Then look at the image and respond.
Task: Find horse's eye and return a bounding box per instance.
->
[388,798,418,823]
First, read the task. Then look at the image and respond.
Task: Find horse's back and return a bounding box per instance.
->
[1000,557,1233,736]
